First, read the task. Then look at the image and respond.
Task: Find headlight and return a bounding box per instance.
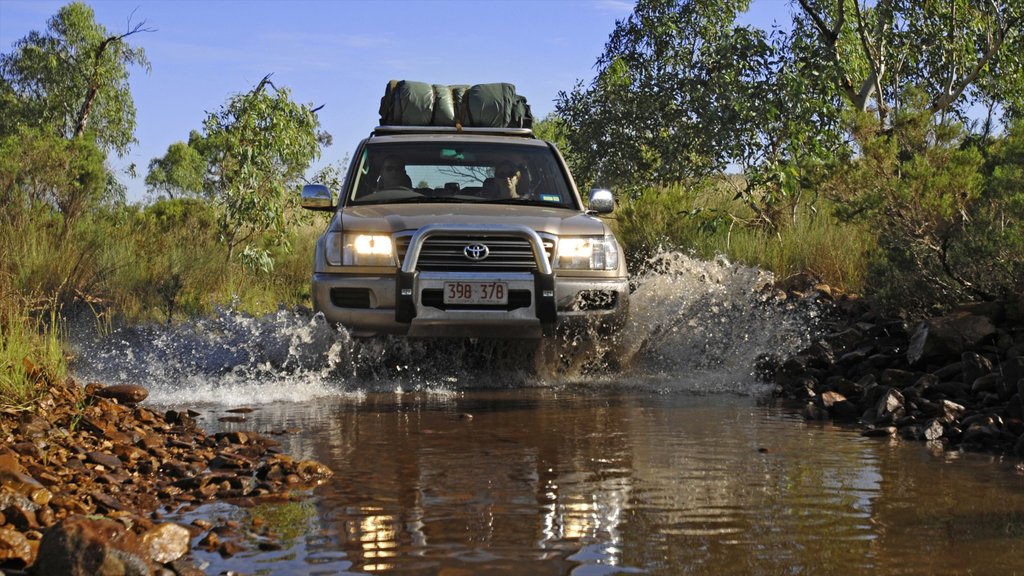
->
[324,232,396,266]
[556,235,619,271]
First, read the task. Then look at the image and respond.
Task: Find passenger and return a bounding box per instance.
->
[488,161,523,199]
[377,156,412,189]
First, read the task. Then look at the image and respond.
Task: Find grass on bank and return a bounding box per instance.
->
[0,290,67,409]
[614,180,875,293]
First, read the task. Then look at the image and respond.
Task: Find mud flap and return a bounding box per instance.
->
[396,271,417,323]
[534,272,557,325]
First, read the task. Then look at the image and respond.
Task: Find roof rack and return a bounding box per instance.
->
[373,126,535,138]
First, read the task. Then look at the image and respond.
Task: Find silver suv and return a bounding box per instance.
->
[301,126,629,338]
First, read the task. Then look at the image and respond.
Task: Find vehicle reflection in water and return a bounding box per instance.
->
[180,389,1024,575]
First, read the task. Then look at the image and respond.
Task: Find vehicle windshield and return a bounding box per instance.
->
[346,141,577,209]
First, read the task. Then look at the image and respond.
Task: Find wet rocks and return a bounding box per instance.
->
[90,383,149,405]
[776,296,1024,458]
[0,377,334,574]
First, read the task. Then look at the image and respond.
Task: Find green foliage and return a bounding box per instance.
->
[616,179,873,292]
[0,2,150,155]
[794,0,1023,125]
[144,141,205,199]
[0,126,107,229]
[147,75,327,267]
[0,284,66,408]
[555,0,846,230]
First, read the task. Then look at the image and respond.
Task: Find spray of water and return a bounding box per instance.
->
[69,251,820,405]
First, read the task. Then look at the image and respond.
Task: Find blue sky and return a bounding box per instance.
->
[0,0,792,201]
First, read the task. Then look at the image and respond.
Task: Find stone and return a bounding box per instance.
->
[907,312,997,365]
[971,373,1003,394]
[92,384,149,405]
[862,427,897,438]
[86,451,123,470]
[35,515,152,576]
[141,522,191,564]
[924,419,945,441]
[938,400,966,424]
[882,369,918,389]
[874,388,906,425]
[0,524,35,566]
[962,352,993,385]
[954,301,1005,323]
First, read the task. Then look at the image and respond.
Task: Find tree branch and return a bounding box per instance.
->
[73,19,154,139]
[930,5,1022,114]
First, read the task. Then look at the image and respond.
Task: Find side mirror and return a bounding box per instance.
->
[588,188,614,214]
[301,184,334,210]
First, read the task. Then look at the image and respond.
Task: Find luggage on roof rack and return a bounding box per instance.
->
[379,80,532,129]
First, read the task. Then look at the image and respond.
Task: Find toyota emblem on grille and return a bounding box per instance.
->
[463,242,490,261]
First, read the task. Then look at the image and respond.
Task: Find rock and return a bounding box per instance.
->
[881,369,918,389]
[971,373,1003,395]
[803,402,830,421]
[141,523,191,564]
[873,388,906,425]
[0,524,35,567]
[907,312,996,365]
[961,352,993,385]
[938,400,966,424]
[92,384,149,405]
[862,426,897,438]
[35,515,152,576]
[86,451,123,470]
[924,419,945,441]
[954,301,1005,324]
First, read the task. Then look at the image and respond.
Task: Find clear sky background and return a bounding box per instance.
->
[0,0,791,202]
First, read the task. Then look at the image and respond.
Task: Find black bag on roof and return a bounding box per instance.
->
[380,80,532,128]
[431,84,469,127]
[379,80,434,126]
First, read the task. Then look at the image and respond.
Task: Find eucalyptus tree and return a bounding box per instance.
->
[556,0,844,227]
[794,0,1024,126]
[173,75,328,271]
[0,2,151,155]
[0,2,150,229]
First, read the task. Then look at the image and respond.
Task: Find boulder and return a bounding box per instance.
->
[35,515,152,576]
[907,312,996,365]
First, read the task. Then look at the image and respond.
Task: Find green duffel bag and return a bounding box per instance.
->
[459,83,517,128]
[431,84,469,126]
[379,80,434,125]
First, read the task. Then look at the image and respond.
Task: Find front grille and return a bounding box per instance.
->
[396,234,554,272]
[421,289,532,311]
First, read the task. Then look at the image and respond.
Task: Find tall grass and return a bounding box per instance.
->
[0,286,66,409]
[615,180,875,293]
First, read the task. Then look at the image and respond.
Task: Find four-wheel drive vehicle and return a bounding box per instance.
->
[302,118,628,339]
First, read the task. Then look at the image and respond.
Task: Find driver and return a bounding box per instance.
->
[377,156,411,189]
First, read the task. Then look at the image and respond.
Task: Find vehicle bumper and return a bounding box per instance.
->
[312,272,629,338]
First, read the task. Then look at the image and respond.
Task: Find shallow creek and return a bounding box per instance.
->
[70,253,1024,574]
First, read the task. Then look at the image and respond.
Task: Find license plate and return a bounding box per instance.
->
[443,281,508,305]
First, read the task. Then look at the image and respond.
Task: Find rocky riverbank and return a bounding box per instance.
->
[0,376,332,575]
[773,292,1024,460]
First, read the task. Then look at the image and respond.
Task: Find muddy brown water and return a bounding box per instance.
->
[167,389,1024,575]
[71,254,1024,574]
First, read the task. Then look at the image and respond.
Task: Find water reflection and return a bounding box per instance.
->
[183,390,1024,575]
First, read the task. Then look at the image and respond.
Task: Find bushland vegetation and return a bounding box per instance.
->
[3,1,1023,406]
[555,0,1024,315]
[1,3,329,406]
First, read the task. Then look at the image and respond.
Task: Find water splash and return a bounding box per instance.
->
[69,251,821,404]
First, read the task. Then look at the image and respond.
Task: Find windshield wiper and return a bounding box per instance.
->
[481,198,556,207]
